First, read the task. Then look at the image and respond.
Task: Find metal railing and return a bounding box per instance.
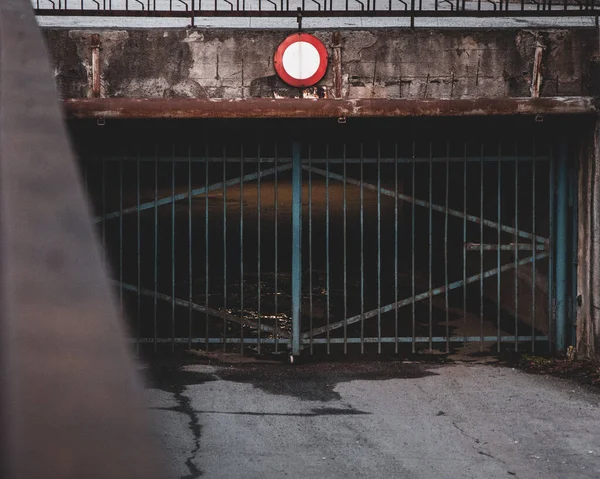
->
[33,0,600,28]
[0,0,165,477]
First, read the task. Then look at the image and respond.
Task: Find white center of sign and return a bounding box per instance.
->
[281,41,321,80]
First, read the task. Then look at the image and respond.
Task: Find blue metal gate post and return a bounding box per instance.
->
[569,154,579,347]
[555,139,569,353]
[291,141,302,357]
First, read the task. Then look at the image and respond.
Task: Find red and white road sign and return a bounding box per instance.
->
[273,33,328,88]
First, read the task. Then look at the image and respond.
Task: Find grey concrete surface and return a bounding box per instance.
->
[45,28,596,100]
[142,358,600,479]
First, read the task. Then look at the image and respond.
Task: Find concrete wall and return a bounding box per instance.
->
[44,28,597,100]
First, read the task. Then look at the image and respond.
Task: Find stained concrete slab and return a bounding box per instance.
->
[142,358,600,478]
[44,27,597,100]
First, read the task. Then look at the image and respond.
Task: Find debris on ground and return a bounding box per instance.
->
[185,349,281,364]
[502,352,600,390]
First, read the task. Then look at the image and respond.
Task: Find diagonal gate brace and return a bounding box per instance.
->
[304,164,548,244]
[119,282,290,338]
[302,252,548,339]
[94,162,292,223]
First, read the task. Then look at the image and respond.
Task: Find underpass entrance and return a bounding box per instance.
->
[73,117,578,356]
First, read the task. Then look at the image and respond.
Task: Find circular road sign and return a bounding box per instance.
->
[274,33,328,88]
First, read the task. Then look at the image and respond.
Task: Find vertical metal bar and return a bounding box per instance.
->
[412,141,416,353]
[445,143,449,353]
[119,156,123,314]
[480,144,484,352]
[171,146,175,354]
[428,142,433,351]
[240,144,244,355]
[360,143,365,354]
[291,141,302,358]
[101,158,106,265]
[555,138,568,352]
[188,145,193,350]
[548,147,554,349]
[326,143,331,354]
[136,150,141,354]
[275,144,280,354]
[569,152,578,347]
[394,142,399,354]
[223,145,227,352]
[462,142,467,346]
[514,143,519,352]
[257,143,261,354]
[205,144,209,350]
[154,147,158,353]
[532,141,537,352]
[343,143,348,354]
[463,142,467,346]
[497,143,502,352]
[308,143,312,355]
[377,141,382,354]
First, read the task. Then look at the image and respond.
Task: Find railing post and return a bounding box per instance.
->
[555,137,569,353]
[291,141,302,360]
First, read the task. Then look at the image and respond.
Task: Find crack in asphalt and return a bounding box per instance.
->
[451,420,519,478]
[172,387,203,479]
[152,406,371,417]
[143,362,217,478]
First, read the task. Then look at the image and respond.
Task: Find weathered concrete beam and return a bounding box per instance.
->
[45,29,597,101]
[63,96,596,119]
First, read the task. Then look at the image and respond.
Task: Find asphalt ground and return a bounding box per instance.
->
[142,353,600,479]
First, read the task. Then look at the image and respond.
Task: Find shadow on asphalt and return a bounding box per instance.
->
[141,345,600,403]
[141,351,450,401]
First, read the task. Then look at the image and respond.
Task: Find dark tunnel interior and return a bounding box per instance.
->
[69,116,582,355]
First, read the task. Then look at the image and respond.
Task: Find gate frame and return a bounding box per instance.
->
[84,116,582,356]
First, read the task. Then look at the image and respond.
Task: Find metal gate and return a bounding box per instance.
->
[76,118,575,356]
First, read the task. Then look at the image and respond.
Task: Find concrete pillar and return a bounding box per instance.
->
[576,119,600,361]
